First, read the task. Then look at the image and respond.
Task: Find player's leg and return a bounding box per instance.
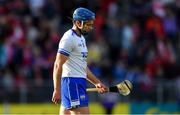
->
[60,106,89,115]
[69,106,89,114]
[59,106,71,115]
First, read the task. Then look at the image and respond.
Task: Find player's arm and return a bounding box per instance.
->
[86,67,107,93]
[52,53,68,104]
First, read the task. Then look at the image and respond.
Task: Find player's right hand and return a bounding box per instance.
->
[52,90,61,104]
[95,83,108,94]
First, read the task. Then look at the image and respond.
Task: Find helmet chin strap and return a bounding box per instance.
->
[80,21,84,29]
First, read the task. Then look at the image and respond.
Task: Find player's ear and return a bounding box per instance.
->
[75,21,82,29]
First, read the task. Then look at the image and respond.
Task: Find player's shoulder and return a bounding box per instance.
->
[62,29,74,40]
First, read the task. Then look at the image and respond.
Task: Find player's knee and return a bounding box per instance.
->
[70,107,89,114]
[60,106,71,115]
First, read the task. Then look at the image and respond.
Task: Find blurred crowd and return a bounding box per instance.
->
[0,0,180,103]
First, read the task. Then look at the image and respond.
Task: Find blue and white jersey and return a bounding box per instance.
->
[58,29,88,79]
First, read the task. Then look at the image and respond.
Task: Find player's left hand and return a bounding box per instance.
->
[95,83,108,94]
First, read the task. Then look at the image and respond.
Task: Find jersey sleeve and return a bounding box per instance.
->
[58,35,74,57]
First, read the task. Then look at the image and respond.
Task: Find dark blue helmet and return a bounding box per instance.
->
[73,7,95,22]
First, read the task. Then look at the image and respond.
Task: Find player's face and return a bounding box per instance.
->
[82,20,94,32]
[80,20,94,35]
[75,20,94,35]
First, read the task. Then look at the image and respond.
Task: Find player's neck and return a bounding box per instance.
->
[72,26,81,37]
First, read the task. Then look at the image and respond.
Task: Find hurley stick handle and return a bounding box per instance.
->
[86,88,98,92]
[86,88,110,92]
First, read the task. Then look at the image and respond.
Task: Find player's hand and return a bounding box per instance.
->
[95,83,108,94]
[52,90,61,104]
